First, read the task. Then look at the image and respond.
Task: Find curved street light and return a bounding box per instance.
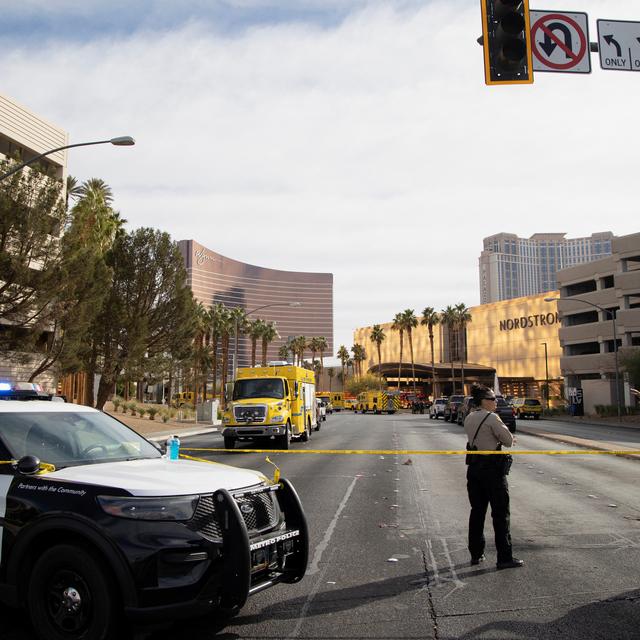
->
[545,296,621,421]
[0,136,136,182]
[233,301,303,379]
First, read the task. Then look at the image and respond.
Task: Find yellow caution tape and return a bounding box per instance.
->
[182,448,640,456]
[265,457,281,483]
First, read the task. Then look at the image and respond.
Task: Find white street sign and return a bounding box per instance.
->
[597,19,640,71]
[530,11,591,73]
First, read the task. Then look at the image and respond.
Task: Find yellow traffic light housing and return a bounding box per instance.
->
[481,0,534,85]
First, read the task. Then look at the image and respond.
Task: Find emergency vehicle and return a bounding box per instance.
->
[318,391,344,411]
[0,389,308,640]
[356,390,401,415]
[222,364,317,450]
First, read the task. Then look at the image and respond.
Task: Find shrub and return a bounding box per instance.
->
[126,401,137,416]
[112,397,122,411]
[137,405,148,419]
[344,374,386,396]
[161,410,170,423]
[147,407,158,421]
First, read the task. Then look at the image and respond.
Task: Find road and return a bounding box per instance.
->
[4,411,640,639]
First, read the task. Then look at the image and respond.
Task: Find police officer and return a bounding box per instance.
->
[464,384,524,570]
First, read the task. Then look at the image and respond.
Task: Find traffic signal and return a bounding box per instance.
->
[480,0,534,85]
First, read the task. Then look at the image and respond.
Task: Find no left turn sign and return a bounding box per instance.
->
[530,10,591,74]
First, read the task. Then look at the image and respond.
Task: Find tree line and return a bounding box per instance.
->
[334,304,473,396]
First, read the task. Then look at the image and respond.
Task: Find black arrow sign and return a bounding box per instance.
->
[539,22,574,59]
[604,34,622,57]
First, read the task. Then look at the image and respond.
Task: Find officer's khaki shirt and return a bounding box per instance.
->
[464,409,514,451]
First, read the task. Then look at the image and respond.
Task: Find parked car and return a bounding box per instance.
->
[496,395,517,432]
[443,395,465,422]
[512,397,543,420]
[316,398,327,424]
[429,397,448,420]
[456,396,474,425]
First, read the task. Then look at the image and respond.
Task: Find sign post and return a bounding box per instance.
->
[597,19,640,71]
[530,10,591,73]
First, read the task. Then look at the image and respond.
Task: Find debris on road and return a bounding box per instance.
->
[402,458,413,465]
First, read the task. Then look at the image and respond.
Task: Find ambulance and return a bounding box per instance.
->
[317,391,344,411]
[356,390,401,415]
[222,363,317,450]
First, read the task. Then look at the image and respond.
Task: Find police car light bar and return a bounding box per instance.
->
[0,382,11,391]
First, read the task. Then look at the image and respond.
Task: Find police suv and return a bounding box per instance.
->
[0,390,308,640]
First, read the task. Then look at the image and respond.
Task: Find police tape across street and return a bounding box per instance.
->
[181,448,640,456]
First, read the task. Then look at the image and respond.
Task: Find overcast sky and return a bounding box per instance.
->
[1,0,637,358]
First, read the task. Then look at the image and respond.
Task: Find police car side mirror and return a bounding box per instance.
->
[17,455,41,475]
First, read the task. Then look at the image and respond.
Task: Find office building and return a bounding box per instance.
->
[178,240,333,368]
[479,232,614,304]
[556,232,640,415]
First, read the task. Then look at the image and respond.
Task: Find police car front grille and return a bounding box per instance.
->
[235,491,279,533]
[187,490,280,540]
[187,494,223,541]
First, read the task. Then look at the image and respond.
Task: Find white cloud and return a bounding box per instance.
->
[0,0,638,353]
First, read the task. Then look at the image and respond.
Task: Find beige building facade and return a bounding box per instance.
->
[556,232,640,414]
[0,92,68,390]
[353,292,562,399]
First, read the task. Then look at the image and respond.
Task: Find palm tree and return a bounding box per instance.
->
[209,302,225,399]
[316,336,328,373]
[296,335,307,365]
[455,303,472,395]
[248,319,265,367]
[402,309,418,395]
[277,343,290,362]
[65,175,82,209]
[193,302,210,403]
[441,306,458,395]
[337,345,350,384]
[391,312,405,391]
[218,306,233,408]
[327,367,336,391]
[370,324,386,391]
[421,307,440,399]
[260,321,279,366]
[309,337,320,367]
[229,307,247,374]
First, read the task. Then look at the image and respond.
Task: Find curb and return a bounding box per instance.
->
[147,427,219,442]
[545,417,640,430]
[518,426,640,461]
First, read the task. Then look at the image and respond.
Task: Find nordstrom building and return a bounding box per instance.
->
[353,292,562,400]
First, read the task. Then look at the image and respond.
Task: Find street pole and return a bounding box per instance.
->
[541,342,549,411]
[0,136,135,181]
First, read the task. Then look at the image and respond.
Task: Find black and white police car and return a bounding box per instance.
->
[0,389,308,640]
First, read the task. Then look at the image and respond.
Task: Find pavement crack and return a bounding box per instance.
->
[422,548,440,640]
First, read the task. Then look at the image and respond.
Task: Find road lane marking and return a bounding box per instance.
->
[307,475,359,575]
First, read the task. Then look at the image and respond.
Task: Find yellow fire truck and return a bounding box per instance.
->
[222,364,317,449]
[317,391,345,411]
[356,390,401,415]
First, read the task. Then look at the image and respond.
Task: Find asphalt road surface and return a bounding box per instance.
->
[4,411,640,639]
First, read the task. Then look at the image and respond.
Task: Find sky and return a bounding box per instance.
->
[1,0,638,359]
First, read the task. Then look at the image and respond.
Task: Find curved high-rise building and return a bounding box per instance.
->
[178,240,333,368]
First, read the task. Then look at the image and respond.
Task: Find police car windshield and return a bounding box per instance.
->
[0,411,161,468]
[233,378,285,400]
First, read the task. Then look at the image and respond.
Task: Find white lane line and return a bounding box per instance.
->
[426,538,441,586]
[440,537,465,588]
[307,475,359,575]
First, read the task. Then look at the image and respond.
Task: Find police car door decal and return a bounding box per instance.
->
[0,476,12,563]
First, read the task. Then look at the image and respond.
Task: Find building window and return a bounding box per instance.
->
[603,339,622,353]
[600,275,615,289]
[565,280,598,296]
[566,342,600,356]
[564,311,599,326]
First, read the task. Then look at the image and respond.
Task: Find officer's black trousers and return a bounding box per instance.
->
[467,463,513,563]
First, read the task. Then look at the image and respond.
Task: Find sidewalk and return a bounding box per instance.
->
[105,407,220,442]
[548,414,640,429]
[518,423,640,461]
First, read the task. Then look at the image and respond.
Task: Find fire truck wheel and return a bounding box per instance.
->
[223,436,235,450]
[276,422,291,450]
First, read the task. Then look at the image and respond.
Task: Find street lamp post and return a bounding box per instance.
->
[233,301,302,380]
[0,136,136,182]
[540,342,549,411]
[545,296,621,421]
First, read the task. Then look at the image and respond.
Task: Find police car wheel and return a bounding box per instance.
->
[28,544,118,640]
